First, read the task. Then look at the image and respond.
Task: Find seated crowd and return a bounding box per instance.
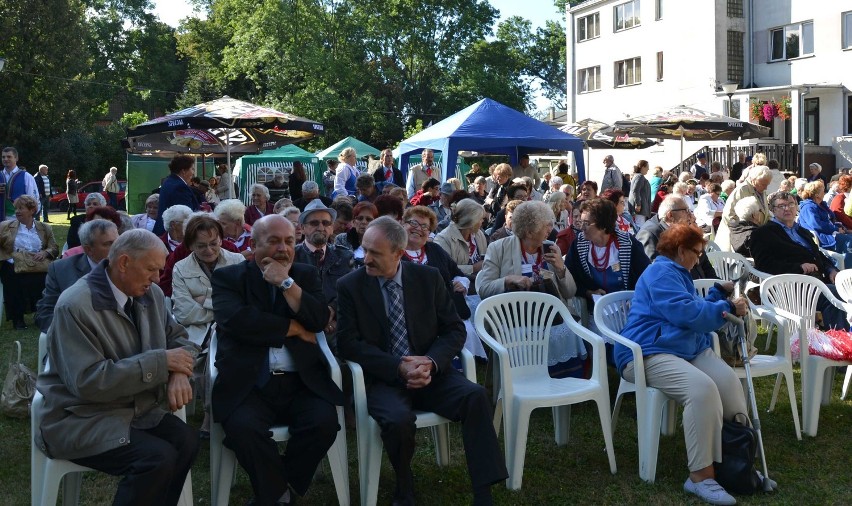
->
[20,148,851,506]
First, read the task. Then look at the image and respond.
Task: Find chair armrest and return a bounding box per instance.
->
[459,348,476,383]
[473,323,514,400]
[710,331,721,357]
[346,361,370,421]
[594,323,649,392]
[316,332,342,389]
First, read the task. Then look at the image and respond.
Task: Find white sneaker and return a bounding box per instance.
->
[684,478,737,505]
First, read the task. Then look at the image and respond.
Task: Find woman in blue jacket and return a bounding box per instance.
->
[797,179,852,266]
[613,224,749,506]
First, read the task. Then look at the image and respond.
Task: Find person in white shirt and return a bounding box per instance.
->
[1,147,39,221]
[672,182,694,212]
[131,194,159,232]
[695,183,725,233]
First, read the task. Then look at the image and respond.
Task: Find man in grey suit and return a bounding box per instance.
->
[36,219,118,332]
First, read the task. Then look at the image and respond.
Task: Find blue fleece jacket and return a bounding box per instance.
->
[798,198,839,249]
[614,256,732,375]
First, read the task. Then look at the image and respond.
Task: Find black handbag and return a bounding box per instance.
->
[714,413,761,495]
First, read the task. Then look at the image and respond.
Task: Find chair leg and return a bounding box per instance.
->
[802,361,826,437]
[432,424,450,466]
[360,419,383,506]
[768,373,783,412]
[492,396,503,436]
[660,400,677,436]
[842,367,852,400]
[638,393,666,483]
[62,472,83,506]
[610,392,626,437]
[552,405,571,446]
[821,369,834,406]
[40,465,64,506]
[177,471,193,506]
[595,398,617,474]
[327,408,350,506]
[781,369,802,440]
[505,405,531,491]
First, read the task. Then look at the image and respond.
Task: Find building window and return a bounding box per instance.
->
[577,12,600,42]
[577,66,601,93]
[726,99,740,119]
[727,0,743,18]
[614,57,641,87]
[770,21,814,61]
[843,11,852,49]
[727,30,744,83]
[655,0,662,20]
[614,0,641,32]
[656,52,663,81]
[847,96,852,134]
[804,97,819,144]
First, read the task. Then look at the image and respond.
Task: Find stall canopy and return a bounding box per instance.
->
[233,144,320,203]
[315,136,382,161]
[396,98,587,182]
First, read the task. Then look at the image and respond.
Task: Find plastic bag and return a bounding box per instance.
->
[791,328,852,362]
[1,341,36,418]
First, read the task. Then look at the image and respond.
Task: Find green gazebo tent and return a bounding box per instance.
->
[233,144,320,203]
[314,136,382,162]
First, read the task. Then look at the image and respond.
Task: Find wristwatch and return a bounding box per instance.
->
[279,277,295,291]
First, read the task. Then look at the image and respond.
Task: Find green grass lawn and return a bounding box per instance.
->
[2,220,850,504]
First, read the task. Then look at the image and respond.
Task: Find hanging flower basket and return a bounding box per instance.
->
[749,97,792,122]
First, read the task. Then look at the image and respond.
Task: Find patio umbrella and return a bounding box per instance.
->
[612,105,770,170]
[560,118,657,150]
[124,96,324,168]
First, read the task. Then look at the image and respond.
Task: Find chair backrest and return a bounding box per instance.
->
[706,250,750,284]
[693,279,717,298]
[705,240,721,253]
[593,291,633,335]
[834,269,852,303]
[474,292,568,370]
[760,274,828,330]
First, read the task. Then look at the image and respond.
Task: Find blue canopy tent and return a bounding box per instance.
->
[397,98,586,183]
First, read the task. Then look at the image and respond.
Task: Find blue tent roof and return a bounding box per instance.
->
[397,98,586,182]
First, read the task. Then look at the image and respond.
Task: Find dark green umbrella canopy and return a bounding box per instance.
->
[612,105,769,141]
[560,118,657,149]
[124,96,324,154]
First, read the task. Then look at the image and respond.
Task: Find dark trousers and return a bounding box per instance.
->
[71,413,199,506]
[221,373,339,504]
[0,262,46,322]
[108,191,119,209]
[819,284,850,330]
[366,368,508,503]
[39,196,50,221]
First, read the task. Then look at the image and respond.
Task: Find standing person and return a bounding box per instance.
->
[35,229,200,506]
[34,164,52,222]
[512,153,539,187]
[215,163,235,201]
[65,170,80,219]
[691,153,709,179]
[629,160,652,226]
[715,166,772,251]
[288,161,307,202]
[322,159,338,197]
[807,162,829,187]
[154,155,204,235]
[371,148,405,189]
[333,148,360,199]
[212,215,343,506]
[102,166,120,209]
[337,217,507,505]
[405,149,440,199]
[0,195,59,329]
[730,153,746,183]
[0,146,39,221]
[600,155,623,193]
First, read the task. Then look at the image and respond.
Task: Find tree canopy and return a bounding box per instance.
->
[0,0,567,178]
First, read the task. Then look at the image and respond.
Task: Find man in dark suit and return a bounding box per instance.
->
[751,190,849,329]
[371,148,405,190]
[337,216,507,506]
[292,180,332,211]
[36,219,119,333]
[637,195,718,279]
[294,199,353,348]
[212,214,344,505]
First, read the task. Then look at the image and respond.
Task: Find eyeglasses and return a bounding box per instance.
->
[193,239,221,251]
[306,219,333,227]
[774,203,795,210]
[404,219,429,230]
[575,220,592,228]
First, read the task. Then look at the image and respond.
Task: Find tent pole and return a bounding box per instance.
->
[680,133,685,173]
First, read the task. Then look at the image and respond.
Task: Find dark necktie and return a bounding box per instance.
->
[124,298,137,330]
[314,248,325,268]
[384,280,410,357]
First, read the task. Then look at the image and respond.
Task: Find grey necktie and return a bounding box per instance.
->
[384,280,410,358]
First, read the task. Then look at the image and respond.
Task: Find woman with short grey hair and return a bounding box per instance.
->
[715,166,772,251]
[728,196,765,257]
[245,183,274,226]
[434,199,487,277]
[162,205,193,253]
[477,200,583,377]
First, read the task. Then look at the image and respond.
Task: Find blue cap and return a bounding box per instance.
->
[697,152,707,159]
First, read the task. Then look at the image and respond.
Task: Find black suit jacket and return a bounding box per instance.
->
[336,262,465,385]
[34,174,51,197]
[636,215,718,280]
[153,174,200,235]
[36,253,92,332]
[211,261,342,422]
[371,166,405,188]
[751,221,837,282]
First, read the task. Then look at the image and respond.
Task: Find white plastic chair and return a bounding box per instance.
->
[475,292,616,490]
[594,291,677,483]
[33,333,193,506]
[208,331,349,506]
[760,274,852,437]
[827,269,852,400]
[806,229,845,270]
[693,279,802,440]
[705,240,721,253]
[348,348,476,506]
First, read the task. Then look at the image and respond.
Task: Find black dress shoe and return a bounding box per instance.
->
[13,320,27,330]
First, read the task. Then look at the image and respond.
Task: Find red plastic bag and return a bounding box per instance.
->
[792,328,852,362]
